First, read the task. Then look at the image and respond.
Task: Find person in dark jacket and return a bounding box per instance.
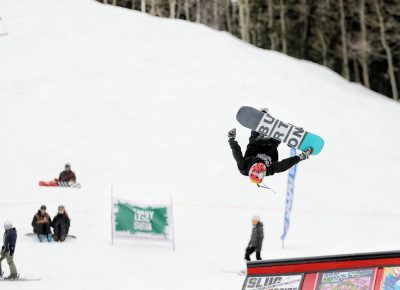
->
[228,127,312,185]
[51,205,70,242]
[31,205,52,242]
[58,163,76,183]
[0,221,18,279]
[245,216,264,261]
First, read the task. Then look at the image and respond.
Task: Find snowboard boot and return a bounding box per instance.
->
[4,273,19,280]
[47,234,52,242]
[60,235,66,242]
[53,235,59,242]
[38,234,45,242]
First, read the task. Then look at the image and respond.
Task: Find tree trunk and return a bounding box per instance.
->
[359,0,370,88]
[103,0,108,4]
[300,0,309,58]
[353,59,360,83]
[267,0,275,50]
[317,30,327,67]
[131,0,136,10]
[225,0,232,33]
[338,0,350,80]
[141,0,146,13]
[196,0,201,23]
[213,0,219,30]
[150,0,156,15]
[184,0,190,20]
[169,0,176,18]
[112,0,116,5]
[374,0,398,100]
[176,0,182,19]
[238,0,250,42]
[279,0,287,54]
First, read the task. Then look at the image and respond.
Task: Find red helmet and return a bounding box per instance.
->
[249,163,267,184]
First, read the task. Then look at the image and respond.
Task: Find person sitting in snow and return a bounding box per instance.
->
[51,205,70,242]
[228,120,312,187]
[31,205,52,242]
[57,163,76,184]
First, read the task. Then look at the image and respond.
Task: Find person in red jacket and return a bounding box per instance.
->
[58,163,76,183]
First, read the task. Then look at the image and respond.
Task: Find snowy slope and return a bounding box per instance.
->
[0,0,400,289]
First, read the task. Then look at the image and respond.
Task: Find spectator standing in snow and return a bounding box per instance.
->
[245,216,264,261]
[58,163,76,183]
[31,205,52,242]
[0,220,18,280]
[51,205,70,242]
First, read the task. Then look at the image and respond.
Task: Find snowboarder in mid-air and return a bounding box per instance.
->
[245,216,264,261]
[0,221,18,280]
[228,116,312,186]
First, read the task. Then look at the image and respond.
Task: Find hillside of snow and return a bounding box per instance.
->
[0,0,400,289]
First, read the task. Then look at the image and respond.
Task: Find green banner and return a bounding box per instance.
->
[112,199,173,242]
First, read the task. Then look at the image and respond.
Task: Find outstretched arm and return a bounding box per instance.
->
[266,156,300,176]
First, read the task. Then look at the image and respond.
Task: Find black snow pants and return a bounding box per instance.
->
[53,224,69,241]
[245,246,262,261]
[34,223,51,236]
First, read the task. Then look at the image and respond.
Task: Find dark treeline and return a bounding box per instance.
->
[98,0,399,101]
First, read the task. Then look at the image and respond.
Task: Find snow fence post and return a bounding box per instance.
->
[170,195,176,251]
[111,185,114,245]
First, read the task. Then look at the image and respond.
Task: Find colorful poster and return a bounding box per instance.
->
[380,267,400,290]
[317,269,376,290]
[242,274,303,290]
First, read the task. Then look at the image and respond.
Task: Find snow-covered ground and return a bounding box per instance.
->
[0,0,400,289]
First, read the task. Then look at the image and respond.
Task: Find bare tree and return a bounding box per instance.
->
[238,0,250,42]
[169,0,176,18]
[141,0,146,13]
[300,0,309,57]
[213,0,219,30]
[339,0,350,80]
[279,0,287,54]
[359,0,370,88]
[374,0,398,100]
[150,0,156,15]
[196,0,201,23]
[267,0,275,50]
[184,0,190,20]
[225,0,232,33]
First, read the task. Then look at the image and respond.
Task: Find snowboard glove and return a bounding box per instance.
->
[228,128,236,140]
[298,148,313,160]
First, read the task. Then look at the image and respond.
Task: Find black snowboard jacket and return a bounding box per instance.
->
[52,213,70,230]
[249,222,264,251]
[2,228,17,255]
[229,133,300,176]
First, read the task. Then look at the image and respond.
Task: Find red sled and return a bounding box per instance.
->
[39,181,81,188]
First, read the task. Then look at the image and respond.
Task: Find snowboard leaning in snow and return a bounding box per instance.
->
[236,106,324,155]
[39,180,81,188]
